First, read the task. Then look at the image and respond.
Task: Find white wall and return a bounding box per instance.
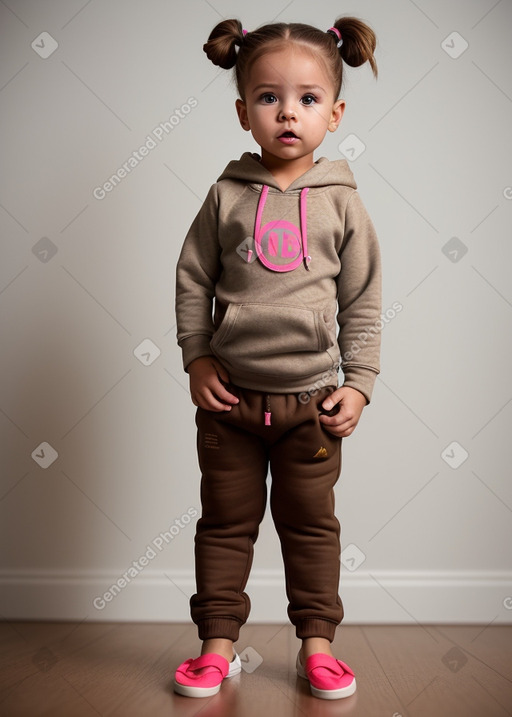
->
[1,0,511,626]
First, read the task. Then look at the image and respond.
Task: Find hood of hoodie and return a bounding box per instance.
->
[217,151,357,192]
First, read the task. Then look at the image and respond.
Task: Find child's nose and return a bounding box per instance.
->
[279,106,297,121]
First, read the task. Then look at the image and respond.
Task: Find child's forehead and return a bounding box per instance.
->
[252,43,320,67]
[247,44,332,87]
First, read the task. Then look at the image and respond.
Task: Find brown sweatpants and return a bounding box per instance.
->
[191,385,344,643]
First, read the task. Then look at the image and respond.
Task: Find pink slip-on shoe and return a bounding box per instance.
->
[174,652,241,698]
[296,652,357,700]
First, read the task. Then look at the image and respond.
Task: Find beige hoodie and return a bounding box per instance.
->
[176,152,381,402]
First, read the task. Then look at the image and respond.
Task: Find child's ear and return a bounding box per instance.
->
[328,99,345,133]
[235,99,251,131]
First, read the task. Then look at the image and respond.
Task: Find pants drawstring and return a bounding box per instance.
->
[264,394,271,426]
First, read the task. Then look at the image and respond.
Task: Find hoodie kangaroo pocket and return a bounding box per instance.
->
[210,302,334,378]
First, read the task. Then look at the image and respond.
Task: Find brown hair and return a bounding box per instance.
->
[203,17,377,101]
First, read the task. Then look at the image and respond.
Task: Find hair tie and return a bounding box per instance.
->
[235,29,248,55]
[327,26,343,48]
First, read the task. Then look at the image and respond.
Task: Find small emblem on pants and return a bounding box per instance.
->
[313,446,328,459]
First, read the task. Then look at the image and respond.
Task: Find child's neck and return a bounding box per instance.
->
[260,151,315,192]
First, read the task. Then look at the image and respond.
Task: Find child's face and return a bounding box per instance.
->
[236,45,344,169]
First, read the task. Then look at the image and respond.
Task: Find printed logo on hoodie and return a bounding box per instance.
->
[255,220,303,272]
[251,185,311,273]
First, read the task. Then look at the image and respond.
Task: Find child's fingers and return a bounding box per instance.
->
[193,388,234,412]
[320,413,356,437]
[320,385,366,436]
[320,411,352,430]
[193,379,238,411]
[325,425,356,437]
[212,359,231,385]
[321,387,344,412]
[319,406,358,436]
[205,359,238,404]
[213,382,239,406]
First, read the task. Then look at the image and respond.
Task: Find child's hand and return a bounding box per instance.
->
[319,386,367,437]
[187,356,239,412]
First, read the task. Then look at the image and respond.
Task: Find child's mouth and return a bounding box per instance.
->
[278,131,299,144]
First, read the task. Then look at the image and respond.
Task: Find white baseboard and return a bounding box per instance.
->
[1,568,511,624]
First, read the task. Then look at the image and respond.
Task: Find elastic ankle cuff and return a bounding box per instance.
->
[295,618,337,642]
[197,618,241,642]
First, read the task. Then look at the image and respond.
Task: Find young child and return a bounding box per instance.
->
[174,15,381,700]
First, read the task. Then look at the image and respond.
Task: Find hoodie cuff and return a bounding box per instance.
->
[179,335,213,372]
[342,366,379,404]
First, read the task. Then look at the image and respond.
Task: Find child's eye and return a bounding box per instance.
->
[261,93,277,104]
[301,94,317,106]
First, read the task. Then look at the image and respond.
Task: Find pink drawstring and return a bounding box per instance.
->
[254,184,269,243]
[265,395,271,426]
[300,187,310,269]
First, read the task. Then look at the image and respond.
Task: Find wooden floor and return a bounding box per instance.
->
[0,622,511,716]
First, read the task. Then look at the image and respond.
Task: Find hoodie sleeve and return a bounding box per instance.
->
[337,190,382,403]
[175,184,221,371]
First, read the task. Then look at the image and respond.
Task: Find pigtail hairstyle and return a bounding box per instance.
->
[203,16,377,100]
[332,16,378,78]
[203,19,245,70]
